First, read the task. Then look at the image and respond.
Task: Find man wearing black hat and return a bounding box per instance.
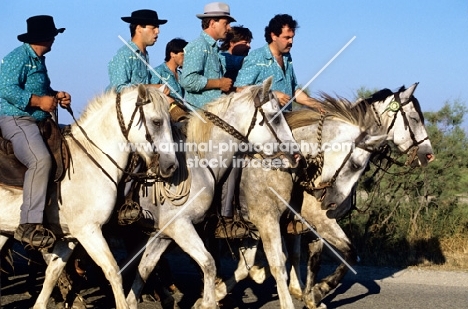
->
[0,15,71,249]
[107,9,170,93]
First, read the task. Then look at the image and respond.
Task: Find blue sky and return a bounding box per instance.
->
[1,0,467,127]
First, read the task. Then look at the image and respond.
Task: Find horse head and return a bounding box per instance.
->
[121,85,178,178]
[319,131,387,217]
[243,77,302,169]
[362,84,435,167]
[287,95,388,216]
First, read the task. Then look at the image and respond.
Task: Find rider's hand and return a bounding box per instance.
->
[55,91,71,108]
[30,95,56,112]
[274,91,291,106]
[219,77,233,93]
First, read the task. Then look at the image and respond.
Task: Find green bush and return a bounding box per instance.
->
[337,99,468,267]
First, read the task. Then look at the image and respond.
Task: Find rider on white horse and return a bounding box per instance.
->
[0,15,71,249]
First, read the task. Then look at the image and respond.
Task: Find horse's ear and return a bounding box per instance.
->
[262,76,273,93]
[255,76,274,107]
[400,82,418,102]
[137,84,149,102]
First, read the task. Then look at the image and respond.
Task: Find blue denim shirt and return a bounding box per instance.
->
[0,43,54,121]
[235,44,299,111]
[180,31,224,108]
[152,63,185,100]
[219,51,245,81]
[107,41,152,93]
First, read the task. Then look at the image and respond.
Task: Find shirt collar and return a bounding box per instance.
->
[128,41,143,54]
[201,31,218,49]
[23,43,41,60]
[263,44,274,60]
[264,44,291,62]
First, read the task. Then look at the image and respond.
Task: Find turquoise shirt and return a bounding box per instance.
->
[107,41,152,93]
[152,63,185,100]
[0,43,54,121]
[235,44,299,111]
[180,31,224,108]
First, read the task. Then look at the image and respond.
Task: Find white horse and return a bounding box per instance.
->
[124,78,301,309]
[214,90,388,309]
[215,84,435,309]
[293,84,435,309]
[0,85,178,309]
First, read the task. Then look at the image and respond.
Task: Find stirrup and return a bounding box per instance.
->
[117,200,142,225]
[214,218,255,239]
[14,224,56,250]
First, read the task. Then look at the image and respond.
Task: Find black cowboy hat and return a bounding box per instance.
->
[121,9,167,26]
[17,15,65,43]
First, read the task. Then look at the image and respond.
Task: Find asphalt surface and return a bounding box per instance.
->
[1,246,468,309]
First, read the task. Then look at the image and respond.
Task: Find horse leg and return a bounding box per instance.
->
[0,235,10,271]
[215,238,258,301]
[303,239,324,309]
[170,223,217,309]
[73,226,130,309]
[285,233,304,300]
[126,237,172,309]
[33,240,77,309]
[304,220,358,309]
[0,235,12,285]
[254,219,295,309]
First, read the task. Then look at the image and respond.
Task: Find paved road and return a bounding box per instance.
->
[2,254,468,309]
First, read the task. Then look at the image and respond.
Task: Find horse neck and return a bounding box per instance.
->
[68,103,130,179]
[195,98,255,179]
[293,119,361,157]
[205,127,242,180]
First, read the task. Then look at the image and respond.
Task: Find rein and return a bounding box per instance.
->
[65,93,158,187]
[316,131,368,190]
[188,91,284,153]
[299,112,369,195]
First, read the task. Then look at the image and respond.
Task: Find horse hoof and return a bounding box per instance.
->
[192,298,219,309]
[249,265,266,284]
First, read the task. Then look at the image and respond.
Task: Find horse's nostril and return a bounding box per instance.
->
[427,153,435,162]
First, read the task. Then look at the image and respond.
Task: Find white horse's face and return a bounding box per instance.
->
[246,81,301,169]
[122,85,178,178]
[372,84,434,167]
[320,133,387,214]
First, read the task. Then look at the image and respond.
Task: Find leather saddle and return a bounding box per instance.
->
[0,117,70,187]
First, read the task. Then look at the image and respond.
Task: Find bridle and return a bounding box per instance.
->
[197,91,287,156]
[65,92,161,187]
[367,87,430,167]
[299,112,372,198]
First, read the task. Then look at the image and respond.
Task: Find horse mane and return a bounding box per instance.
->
[354,86,424,122]
[71,90,117,128]
[185,85,264,153]
[285,92,374,130]
[75,86,168,127]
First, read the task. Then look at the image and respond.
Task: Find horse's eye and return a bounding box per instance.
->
[350,160,362,170]
[153,120,162,127]
[408,112,420,123]
[271,115,280,125]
